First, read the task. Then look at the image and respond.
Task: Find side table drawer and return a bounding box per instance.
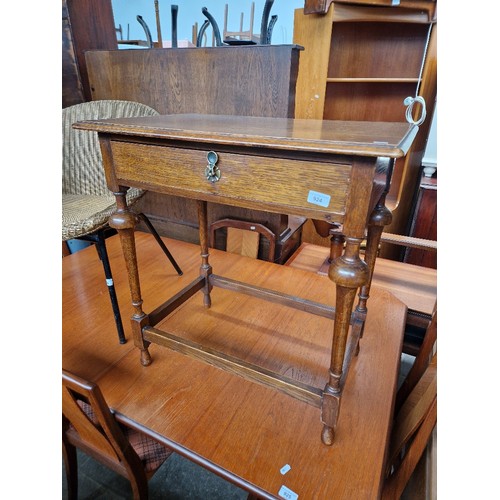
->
[110,141,352,218]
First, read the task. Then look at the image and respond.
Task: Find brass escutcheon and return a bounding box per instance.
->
[205,151,220,183]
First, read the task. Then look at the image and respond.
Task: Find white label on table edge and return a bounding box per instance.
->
[278,485,298,500]
[307,190,331,208]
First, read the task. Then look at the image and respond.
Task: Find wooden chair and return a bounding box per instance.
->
[382,310,437,499]
[62,100,183,344]
[62,369,173,500]
[209,218,276,261]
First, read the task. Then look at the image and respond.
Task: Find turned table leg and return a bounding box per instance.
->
[321,236,368,444]
[320,156,384,444]
[355,198,392,329]
[109,189,152,366]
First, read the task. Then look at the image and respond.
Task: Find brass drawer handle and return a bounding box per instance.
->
[205,151,220,183]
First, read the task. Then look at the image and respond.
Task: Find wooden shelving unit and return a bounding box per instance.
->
[294,1,437,259]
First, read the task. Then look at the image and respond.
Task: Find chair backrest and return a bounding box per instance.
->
[395,309,437,413]
[382,310,437,499]
[209,218,276,261]
[62,100,159,197]
[383,354,437,500]
[62,369,145,478]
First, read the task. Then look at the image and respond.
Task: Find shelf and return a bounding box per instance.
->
[324,81,416,122]
[293,4,437,259]
[327,78,419,83]
[328,22,429,80]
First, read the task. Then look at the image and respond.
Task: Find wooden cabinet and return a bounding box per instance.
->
[294,1,437,259]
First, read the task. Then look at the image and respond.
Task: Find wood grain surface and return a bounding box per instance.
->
[63,233,407,499]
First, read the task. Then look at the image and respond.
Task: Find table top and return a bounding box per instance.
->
[62,232,407,499]
[73,113,418,158]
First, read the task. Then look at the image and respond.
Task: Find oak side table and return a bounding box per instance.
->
[74,113,417,445]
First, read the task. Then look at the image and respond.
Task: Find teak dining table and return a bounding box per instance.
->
[73,113,417,445]
[62,233,407,499]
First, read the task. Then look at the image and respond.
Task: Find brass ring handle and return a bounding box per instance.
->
[205,151,220,183]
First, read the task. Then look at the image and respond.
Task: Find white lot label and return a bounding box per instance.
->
[307,190,330,208]
[278,485,298,500]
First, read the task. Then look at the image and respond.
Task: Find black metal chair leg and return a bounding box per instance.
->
[94,230,127,344]
[137,213,183,275]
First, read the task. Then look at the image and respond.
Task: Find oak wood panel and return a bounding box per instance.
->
[78,114,417,158]
[109,141,351,219]
[86,46,301,119]
[84,45,303,257]
[62,232,407,499]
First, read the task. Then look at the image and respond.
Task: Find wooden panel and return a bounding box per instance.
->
[293,7,334,119]
[65,0,117,102]
[324,82,416,121]
[86,45,301,118]
[227,228,259,258]
[110,141,351,219]
[328,22,428,79]
[85,45,302,253]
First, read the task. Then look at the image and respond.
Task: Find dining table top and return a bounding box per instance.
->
[62,231,407,499]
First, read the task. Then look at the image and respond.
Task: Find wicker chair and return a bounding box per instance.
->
[62,100,182,343]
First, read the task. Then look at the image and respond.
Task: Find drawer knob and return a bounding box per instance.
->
[205,151,220,183]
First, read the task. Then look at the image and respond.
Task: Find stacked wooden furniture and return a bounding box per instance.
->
[294,0,437,259]
[84,45,305,263]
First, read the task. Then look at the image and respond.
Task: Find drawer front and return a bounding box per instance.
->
[110,141,351,217]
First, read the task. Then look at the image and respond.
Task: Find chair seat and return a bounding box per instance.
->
[75,399,172,473]
[124,426,172,473]
[62,189,143,240]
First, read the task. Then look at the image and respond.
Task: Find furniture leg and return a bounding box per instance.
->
[136,212,183,276]
[62,437,78,500]
[197,200,213,308]
[109,190,152,366]
[322,236,368,444]
[355,199,393,344]
[94,229,127,344]
[329,229,345,263]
